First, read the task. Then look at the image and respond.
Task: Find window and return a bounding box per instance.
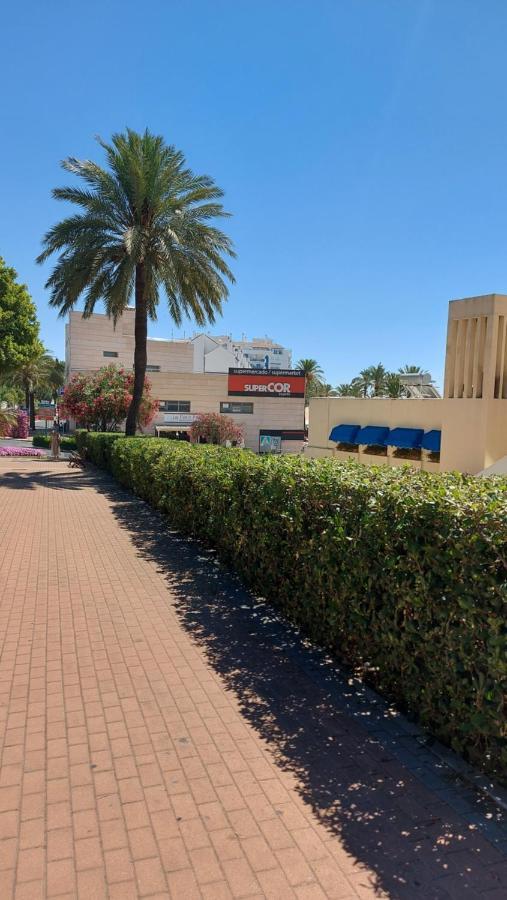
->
[220,402,253,414]
[103,350,118,358]
[159,400,191,412]
[272,349,282,355]
[146,364,160,372]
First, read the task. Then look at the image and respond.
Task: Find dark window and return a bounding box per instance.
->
[146,364,160,372]
[103,351,118,358]
[220,402,254,414]
[159,401,191,412]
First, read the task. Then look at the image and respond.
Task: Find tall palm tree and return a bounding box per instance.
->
[37,129,235,435]
[44,357,65,403]
[296,359,324,384]
[384,372,406,398]
[10,342,51,431]
[352,367,375,397]
[369,363,388,397]
[296,358,324,404]
[335,382,362,397]
[398,364,428,375]
[312,382,337,397]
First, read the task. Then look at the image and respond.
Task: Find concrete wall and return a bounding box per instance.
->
[307,396,507,474]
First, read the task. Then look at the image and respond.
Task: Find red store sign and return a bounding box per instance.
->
[228,368,305,399]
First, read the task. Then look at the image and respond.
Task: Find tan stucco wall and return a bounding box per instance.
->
[149,372,304,452]
[307,396,507,474]
[67,310,194,374]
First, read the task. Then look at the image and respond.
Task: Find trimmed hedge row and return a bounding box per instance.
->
[32,434,77,451]
[77,431,507,780]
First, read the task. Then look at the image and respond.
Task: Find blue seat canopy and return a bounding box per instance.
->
[387,427,424,449]
[329,424,360,443]
[356,425,390,445]
[328,423,442,451]
[421,429,441,452]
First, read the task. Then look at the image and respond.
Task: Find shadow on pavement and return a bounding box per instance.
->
[0,465,89,491]
[92,471,507,898]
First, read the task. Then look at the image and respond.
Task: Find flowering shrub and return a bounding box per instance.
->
[190,412,244,445]
[11,410,29,438]
[0,447,45,457]
[61,365,158,432]
[0,409,29,438]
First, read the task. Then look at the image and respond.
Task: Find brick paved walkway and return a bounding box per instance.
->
[0,459,506,900]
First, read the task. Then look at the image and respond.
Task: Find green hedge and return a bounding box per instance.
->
[80,432,507,780]
[32,434,77,451]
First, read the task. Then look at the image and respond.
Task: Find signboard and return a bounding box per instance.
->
[163,413,198,425]
[38,401,54,408]
[259,434,282,454]
[228,368,305,399]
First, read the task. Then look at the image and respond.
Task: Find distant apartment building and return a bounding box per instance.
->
[205,335,292,370]
[65,310,304,453]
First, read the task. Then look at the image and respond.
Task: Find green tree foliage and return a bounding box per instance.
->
[0,257,40,374]
[335,382,363,397]
[384,372,406,398]
[38,128,235,436]
[76,434,507,783]
[0,383,24,407]
[398,364,428,375]
[311,382,337,397]
[40,357,65,402]
[10,341,51,430]
[296,358,324,402]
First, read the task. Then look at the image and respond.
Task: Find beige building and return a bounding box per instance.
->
[65,310,305,453]
[307,294,507,474]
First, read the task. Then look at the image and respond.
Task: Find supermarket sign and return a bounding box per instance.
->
[228,368,305,399]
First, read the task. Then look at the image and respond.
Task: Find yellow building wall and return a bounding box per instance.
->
[307,396,507,474]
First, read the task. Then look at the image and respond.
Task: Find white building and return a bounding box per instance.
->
[200,335,292,370]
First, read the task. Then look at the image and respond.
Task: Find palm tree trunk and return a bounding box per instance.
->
[29,392,36,431]
[24,386,30,412]
[125,263,147,436]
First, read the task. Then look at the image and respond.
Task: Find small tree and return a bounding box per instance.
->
[61,365,158,432]
[190,412,244,446]
[0,256,40,375]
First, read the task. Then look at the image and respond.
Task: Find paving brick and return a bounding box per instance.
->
[1,459,506,900]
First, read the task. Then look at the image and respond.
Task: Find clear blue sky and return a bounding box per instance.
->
[2,0,507,388]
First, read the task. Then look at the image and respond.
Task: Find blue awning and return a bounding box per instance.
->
[329,424,360,443]
[421,430,441,452]
[356,425,390,445]
[387,427,424,449]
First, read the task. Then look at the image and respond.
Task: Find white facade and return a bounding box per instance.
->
[201,335,292,370]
